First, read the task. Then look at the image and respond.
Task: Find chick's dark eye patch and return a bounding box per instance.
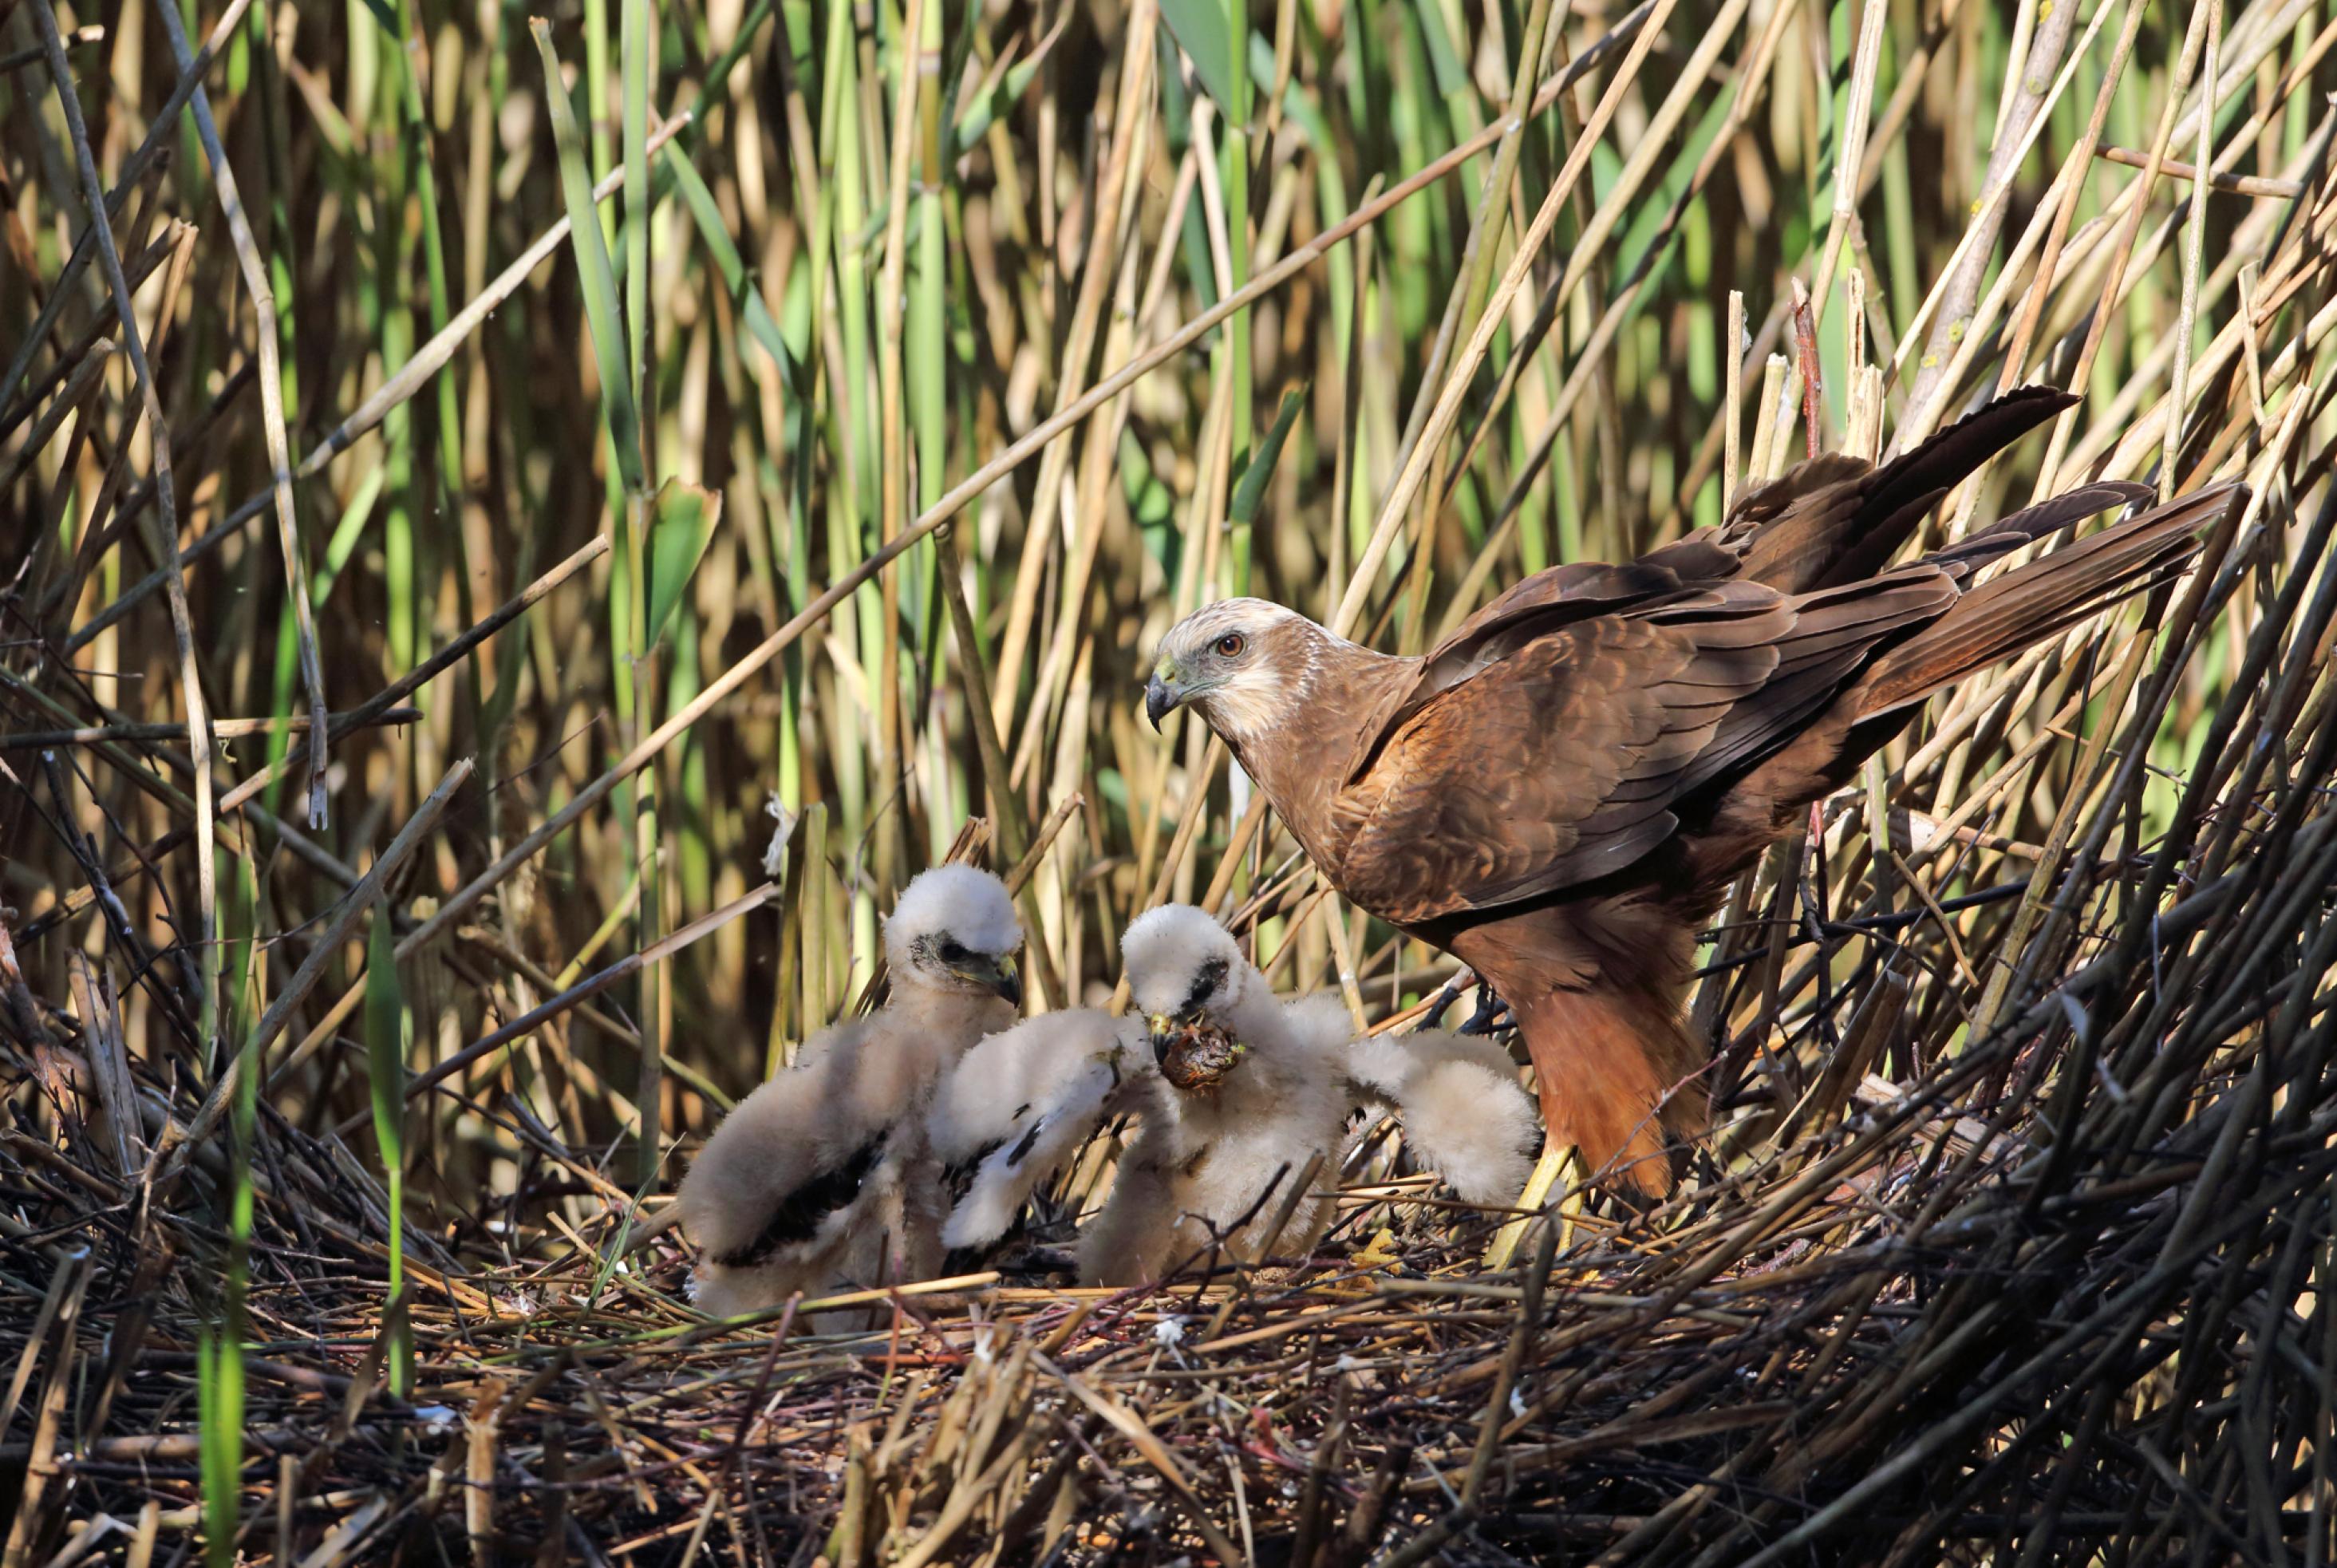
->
[1182,956,1230,1017]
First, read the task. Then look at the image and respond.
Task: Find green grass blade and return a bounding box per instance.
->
[1230,384,1309,526]
[198,1323,244,1567]
[647,478,723,650]
[622,0,649,457]
[531,16,645,496]
[1159,0,1238,111]
[662,140,799,393]
[364,899,413,1396]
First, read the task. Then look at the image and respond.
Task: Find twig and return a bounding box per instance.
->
[30,0,219,1059]
[0,708,419,750]
[2094,142,2301,197]
[154,759,473,1189]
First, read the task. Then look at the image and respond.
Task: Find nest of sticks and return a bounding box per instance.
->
[6,645,2337,1565]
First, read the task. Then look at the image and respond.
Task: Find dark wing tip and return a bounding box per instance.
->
[1972,383,2082,422]
[1889,384,2077,479]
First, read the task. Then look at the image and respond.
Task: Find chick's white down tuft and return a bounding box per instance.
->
[929,1011,1157,1252]
[1382,1049,1538,1205]
[927,1010,1128,1167]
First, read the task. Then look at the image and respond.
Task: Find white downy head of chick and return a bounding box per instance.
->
[884,864,1024,1011]
[1121,903,1279,1045]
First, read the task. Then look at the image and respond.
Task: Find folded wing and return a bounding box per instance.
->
[679,1020,896,1267]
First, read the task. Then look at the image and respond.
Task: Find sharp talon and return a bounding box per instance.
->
[1459,981,1513,1037]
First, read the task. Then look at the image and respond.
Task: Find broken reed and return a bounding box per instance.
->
[2,0,2336,1560]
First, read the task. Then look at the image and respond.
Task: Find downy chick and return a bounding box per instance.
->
[677,865,1023,1318]
[1083,913,1541,1286]
[1081,906,1355,1286]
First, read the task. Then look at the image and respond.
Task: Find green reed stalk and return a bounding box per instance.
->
[534,15,660,1178]
[620,0,666,1193]
[364,902,414,1394]
[198,851,263,1566]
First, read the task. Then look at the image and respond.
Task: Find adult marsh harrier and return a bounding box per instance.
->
[1146,387,2240,1195]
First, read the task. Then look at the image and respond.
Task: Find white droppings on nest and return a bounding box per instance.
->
[1152,1315,1186,1349]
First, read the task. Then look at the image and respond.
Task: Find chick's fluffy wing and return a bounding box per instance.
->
[938,1016,1160,1251]
[678,1020,893,1262]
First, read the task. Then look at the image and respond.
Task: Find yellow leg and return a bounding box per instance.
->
[1482,1142,1573,1272]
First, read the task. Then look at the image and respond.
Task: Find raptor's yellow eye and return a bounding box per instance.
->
[1215,633,1245,658]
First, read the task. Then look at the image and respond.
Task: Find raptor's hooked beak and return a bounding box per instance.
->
[958,953,1022,1008]
[1147,1012,1177,1064]
[1143,670,1183,730]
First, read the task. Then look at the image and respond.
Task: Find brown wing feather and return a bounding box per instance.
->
[1855,484,2236,717]
[1727,385,2078,592]
[1374,387,2082,773]
[1720,452,1874,585]
[1335,614,1781,923]
[1328,389,2126,926]
[1336,565,1991,923]
[1360,551,1732,777]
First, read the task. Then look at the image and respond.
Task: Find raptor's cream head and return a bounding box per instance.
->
[1145,598,1328,744]
[884,865,1024,1005]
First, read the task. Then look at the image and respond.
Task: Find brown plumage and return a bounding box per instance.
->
[1147,387,2244,1197]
